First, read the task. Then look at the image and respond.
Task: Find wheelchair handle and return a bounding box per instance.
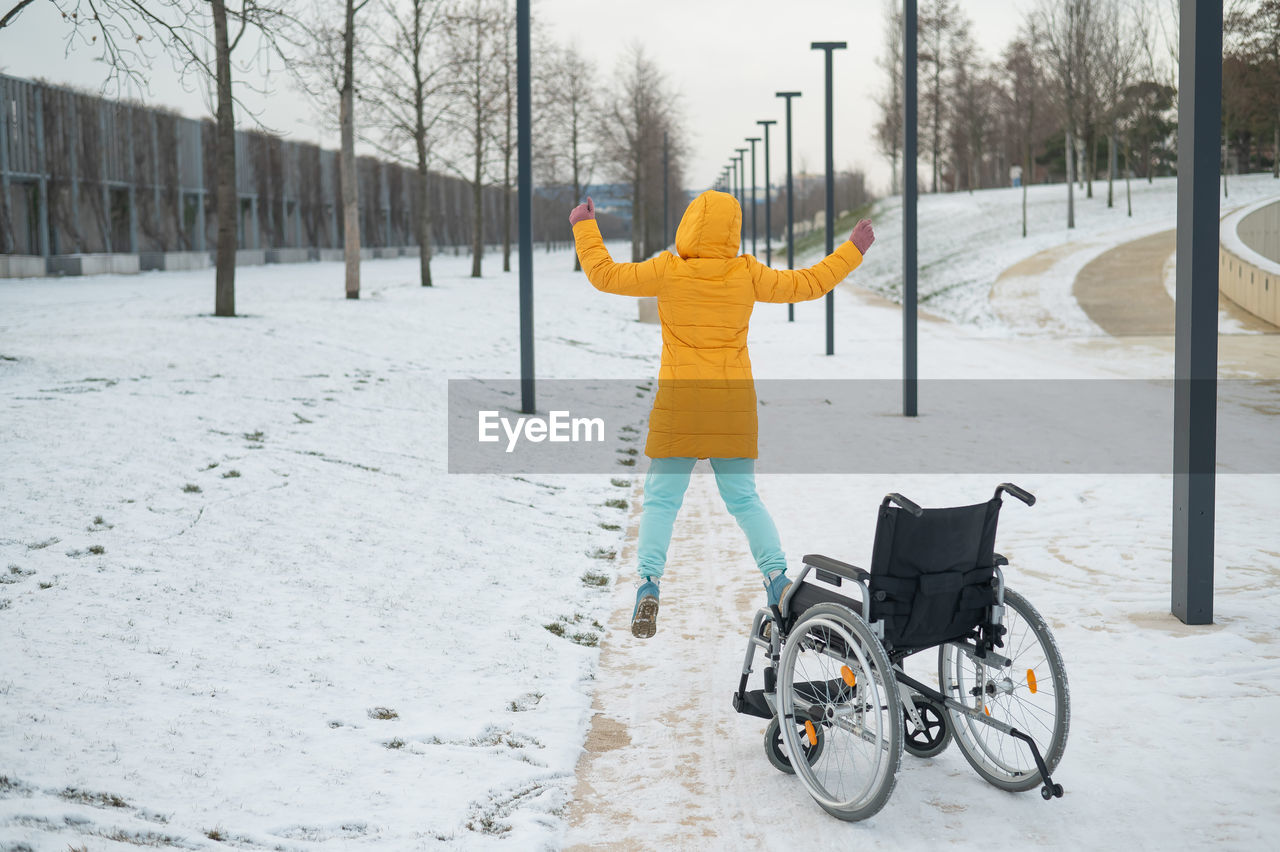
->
[882,492,924,517]
[995,483,1036,506]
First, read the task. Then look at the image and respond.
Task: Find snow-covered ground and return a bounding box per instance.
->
[844,173,1280,329]
[0,250,661,849]
[2,175,1278,850]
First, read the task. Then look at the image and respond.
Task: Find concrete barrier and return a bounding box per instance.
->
[139,251,210,272]
[265,248,310,265]
[1220,197,1280,327]
[0,255,45,278]
[48,254,141,276]
[3,245,423,279]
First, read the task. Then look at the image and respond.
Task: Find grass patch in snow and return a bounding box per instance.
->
[58,785,129,808]
[205,826,226,841]
[221,469,241,478]
[243,430,265,442]
[545,613,604,646]
[791,201,873,258]
[507,692,543,712]
[581,570,610,587]
[88,544,105,555]
[203,461,220,470]
[368,706,399,720]
[182,483,202,494]
[26,536,59,550]
[598,522,621,531]
[610,478,630,488]
[385,737,407,749]
[588,547,616,560]
[604,498,628,510]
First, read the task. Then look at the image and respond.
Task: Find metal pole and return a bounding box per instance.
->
[812,42,846,356]
[517,0,535,414]
[758,119,776,267]
[1172,0,1221,625]
[777,91,801,321]
[735,147,748,249]
[746,136,760,256]
[904,3,918,418]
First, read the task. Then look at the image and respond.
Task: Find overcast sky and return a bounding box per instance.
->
[2,0,1033,194]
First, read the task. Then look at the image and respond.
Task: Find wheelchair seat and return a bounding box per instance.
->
[867,497,1002,652]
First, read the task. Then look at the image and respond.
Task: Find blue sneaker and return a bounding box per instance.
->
[631,578,660,639]
[764,570,791,613]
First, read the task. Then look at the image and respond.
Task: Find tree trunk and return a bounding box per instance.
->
[1107,129,1115,209]
[1125,138,1132,217]
[416,156,433,287]
[572,141,582,272]
[471,127,483,278]
[1066,126,1075,230]
[502,159,511,272]
[502,68,512,273]
[211,0,237,318]
[1274,118,1278,178]
[340,0,361,300]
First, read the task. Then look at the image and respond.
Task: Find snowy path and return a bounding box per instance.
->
[561,274,1280,848]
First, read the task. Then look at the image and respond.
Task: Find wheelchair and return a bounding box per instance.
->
[732,483,1068,821]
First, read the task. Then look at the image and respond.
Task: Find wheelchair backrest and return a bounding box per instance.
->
[868,498,1001,651]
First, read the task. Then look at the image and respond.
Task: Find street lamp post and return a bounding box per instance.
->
[757,120,776,268]
[811,41,846,356]
[746,136,760,256]
[776,91,801,321]
[517,0,534,413]
[904,4,917,418]
[735,147,748,249]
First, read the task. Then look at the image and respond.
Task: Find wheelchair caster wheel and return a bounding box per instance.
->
[1041,783,1063,800]
[764,716,823,774]
[903,696,950,759]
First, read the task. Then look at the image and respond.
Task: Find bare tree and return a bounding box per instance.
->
[443,0,502,278]
[1095,1,1142,209]
[600,45,683,262]
[874,0,905,195]
[30,0,296,316]
[293,0,371,298]
[1002,31,1042,235]
[1036,0,1096,228]
[920,0,961,192]
[541,42,600,270]
[364,0,450,286]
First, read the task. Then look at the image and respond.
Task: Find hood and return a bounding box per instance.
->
[674,190,741,259]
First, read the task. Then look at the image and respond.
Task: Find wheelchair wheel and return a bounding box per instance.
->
[938,588,1069,792]
[903,695,951,758]
[764,715,824,774]
[776,603,902,821]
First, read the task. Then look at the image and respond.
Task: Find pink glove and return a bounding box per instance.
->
[569,196,595,226]
[849,219,874,254]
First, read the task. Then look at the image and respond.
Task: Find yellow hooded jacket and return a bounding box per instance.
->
[572,189,863,459]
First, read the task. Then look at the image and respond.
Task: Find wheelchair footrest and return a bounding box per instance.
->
[732,688,774,720]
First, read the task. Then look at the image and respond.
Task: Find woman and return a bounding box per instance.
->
[570,190,874,638]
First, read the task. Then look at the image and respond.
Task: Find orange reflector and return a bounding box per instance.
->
[983,705,991,716]
[1027,669,1038,694]
[840,665,857,688]
[804,720,818,747]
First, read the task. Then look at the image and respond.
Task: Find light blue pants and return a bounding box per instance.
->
[636,457,786,581]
